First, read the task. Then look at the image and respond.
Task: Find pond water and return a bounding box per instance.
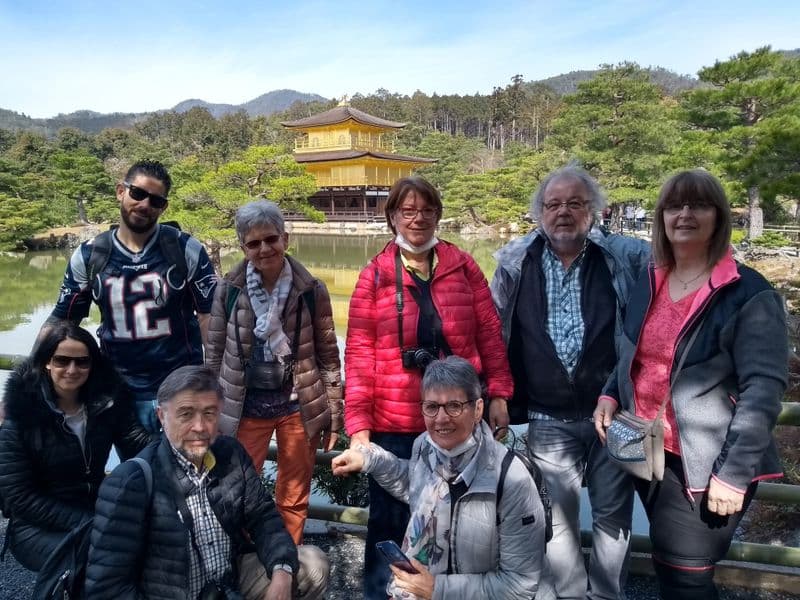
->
[0,232,648,531]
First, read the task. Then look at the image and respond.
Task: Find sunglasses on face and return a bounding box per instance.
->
[242,234,283,250]
[51,355,92,369]
[124,182,168,209]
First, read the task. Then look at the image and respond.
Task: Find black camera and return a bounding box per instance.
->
[401,347,438,371]
[197,580,228,600]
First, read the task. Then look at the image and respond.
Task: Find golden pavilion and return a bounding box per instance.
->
[282,102,436,221]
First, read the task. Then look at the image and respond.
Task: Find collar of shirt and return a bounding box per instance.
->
[543,239,588,275]
[400,250,437,282]
[169,443,217,487]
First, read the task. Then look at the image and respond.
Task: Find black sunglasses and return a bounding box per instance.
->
[51,355,92,369]
[243,234,283,250]
[124,182,168,209]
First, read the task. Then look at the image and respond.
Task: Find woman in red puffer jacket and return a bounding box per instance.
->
[344,176,513,599]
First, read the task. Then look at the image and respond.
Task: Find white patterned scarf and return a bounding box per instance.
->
[246,259,293,359]
[388,428,482,599]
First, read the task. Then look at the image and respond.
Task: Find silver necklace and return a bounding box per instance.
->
[673,269,707,290]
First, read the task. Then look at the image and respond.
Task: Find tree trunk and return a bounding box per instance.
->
[75,197,88,224]
[748,185,764,239]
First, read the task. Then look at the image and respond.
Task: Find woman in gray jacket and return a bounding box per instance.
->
[333,356,545,600]
[596,170,787,599]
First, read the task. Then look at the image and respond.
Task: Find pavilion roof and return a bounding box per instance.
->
[293,149,436,164]
[282,105,406,129]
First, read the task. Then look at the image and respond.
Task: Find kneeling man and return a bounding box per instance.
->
[86,365,328,600]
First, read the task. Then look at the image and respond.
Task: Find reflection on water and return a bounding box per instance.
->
[0,234,508,355]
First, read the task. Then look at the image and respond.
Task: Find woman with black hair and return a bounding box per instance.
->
[0,322,150,574]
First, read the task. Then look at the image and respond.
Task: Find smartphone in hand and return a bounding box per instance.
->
[376,540,419,574]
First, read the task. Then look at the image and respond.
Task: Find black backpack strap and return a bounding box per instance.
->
[159,225,188,291]
[224,284,241,322]
[496,448,515,525]
[130,457,154,501]
[87,230,114,297]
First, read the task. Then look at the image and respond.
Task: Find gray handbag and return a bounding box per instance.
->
[606,315,704,481]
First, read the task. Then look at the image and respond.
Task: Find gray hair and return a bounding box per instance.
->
[530,164,607,222]
[235,200,285,243]
[421,356,482,404]
[156,365,222,406]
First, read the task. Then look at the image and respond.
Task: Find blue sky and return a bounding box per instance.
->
[1,0,798,118]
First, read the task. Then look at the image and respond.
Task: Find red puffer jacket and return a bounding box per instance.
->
[345,240,513,435]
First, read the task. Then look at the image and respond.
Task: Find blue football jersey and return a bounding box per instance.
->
[52,225,217,395]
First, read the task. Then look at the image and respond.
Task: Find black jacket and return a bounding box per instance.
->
[85,435,298,600]
[509,239,618,420]
[0,361,150,534]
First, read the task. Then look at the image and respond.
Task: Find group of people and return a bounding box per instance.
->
[0,158,788,600]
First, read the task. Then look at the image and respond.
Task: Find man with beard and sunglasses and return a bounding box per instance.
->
[43,160,217,433]
[491,165,650,600]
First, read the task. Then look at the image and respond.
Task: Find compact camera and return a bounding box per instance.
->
[401,347,438,371]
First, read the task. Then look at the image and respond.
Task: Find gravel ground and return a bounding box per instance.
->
[1,518,797,599]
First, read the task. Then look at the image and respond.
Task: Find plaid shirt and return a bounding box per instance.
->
[542,243,587,376]
[170,445,232,598]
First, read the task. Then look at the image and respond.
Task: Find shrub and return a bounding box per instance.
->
[312,432,370,507]
[751,232,792,248]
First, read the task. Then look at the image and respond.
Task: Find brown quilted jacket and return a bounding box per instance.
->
[206,256,343,440]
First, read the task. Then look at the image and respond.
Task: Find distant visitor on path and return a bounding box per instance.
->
[205,199,343,546]
[85,365,329,600]
[596,169,788,600]
[42,160,217,432]
[334,356,544,600]
[492,164,650,600]
[0,323,150,595]
[344,176,514,599]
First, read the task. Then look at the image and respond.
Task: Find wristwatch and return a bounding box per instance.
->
[272,563,293,575]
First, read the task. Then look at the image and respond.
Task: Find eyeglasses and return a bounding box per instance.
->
[398,207,438,221]
[243,234,283,250]
[420,400,472,418]
[663,201,715,215]
[543,200,588,212]
[124,182,168,209]
[50,355,92,369]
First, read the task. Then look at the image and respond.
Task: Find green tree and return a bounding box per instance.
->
[547,62,680,209]
[682,47,800,235]
[171,145,318,241]
[0,193,50,249]
[50,151,116,224]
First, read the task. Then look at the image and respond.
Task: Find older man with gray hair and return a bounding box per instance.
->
[491,165,650,600]
[85,365,329,600]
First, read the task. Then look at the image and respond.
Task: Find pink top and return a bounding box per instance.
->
[631,283,697,454]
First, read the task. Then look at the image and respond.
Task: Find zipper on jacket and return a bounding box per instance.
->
[667,279,728,503]
[59,418,91,476]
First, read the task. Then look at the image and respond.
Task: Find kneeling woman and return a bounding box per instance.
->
[0,323,150,573]
[333,356,544,600]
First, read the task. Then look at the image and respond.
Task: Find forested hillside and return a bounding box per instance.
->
[0,47,797,250]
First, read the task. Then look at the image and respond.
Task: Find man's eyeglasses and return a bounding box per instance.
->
[543,200,587,213]
[663,201,714,215]
[51,355,92,369]
[124,182,168,209]
[243,234,283,250]
[420,400,472,418]
[398,207,438,221]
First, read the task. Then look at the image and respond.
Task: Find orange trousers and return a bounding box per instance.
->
[237,413,318,545]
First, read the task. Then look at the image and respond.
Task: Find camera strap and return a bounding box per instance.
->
[394,251,452,357]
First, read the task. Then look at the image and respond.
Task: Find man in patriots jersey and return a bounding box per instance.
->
[44,160,217,432]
